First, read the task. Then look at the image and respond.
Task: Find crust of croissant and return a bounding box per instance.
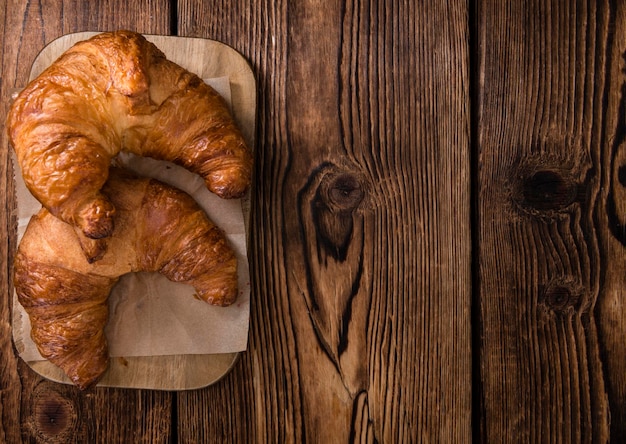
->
[7,30,252,241]
[13,168,239,389]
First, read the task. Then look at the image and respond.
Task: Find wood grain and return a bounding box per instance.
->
[0,1,173,442]
[5,0,623,442]
[599,1,626,440]
[178,0,472,442]
[475,0,623,441]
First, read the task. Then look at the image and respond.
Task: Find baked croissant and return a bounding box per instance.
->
[7,30,252,241]
[13,168,239,389]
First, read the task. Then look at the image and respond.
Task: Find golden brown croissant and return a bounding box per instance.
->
[13,168,239,389]
[7,30,252,241]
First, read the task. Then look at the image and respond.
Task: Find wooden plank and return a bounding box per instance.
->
[0,2,20,442]
[475,0,621,441]
[177,0,472,441]
[598,1,626,440]
[0,0,173,441]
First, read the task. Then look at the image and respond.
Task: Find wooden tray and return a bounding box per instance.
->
[12,32,255,391]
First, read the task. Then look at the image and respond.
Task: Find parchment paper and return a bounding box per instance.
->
[12,77,250,361]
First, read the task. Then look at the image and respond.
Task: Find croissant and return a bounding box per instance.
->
[13,168,239,389]
[7,30,252,241]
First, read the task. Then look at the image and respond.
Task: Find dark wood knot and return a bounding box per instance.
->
[304,168,366,262]
[540,281,581,314]
[522,170,577,211]
[322,173,365,213]
[297,162,370,392]
[31,383,77,440]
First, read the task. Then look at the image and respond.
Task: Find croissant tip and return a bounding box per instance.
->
[70,374,101,391]
[69,360,109,390]
[200,288,238,307]
[83,226,114,240]
[208,181,250,200]
[79,213,116,240]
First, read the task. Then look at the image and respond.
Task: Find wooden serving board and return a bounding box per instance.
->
[12,32,255,391]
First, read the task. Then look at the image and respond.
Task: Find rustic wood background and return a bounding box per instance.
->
[0,0,624,442]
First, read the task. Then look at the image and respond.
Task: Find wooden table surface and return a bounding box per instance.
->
[1,0,625,442]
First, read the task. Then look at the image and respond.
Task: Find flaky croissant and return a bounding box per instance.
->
[13,168,239,389]
[7,30,252,241]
